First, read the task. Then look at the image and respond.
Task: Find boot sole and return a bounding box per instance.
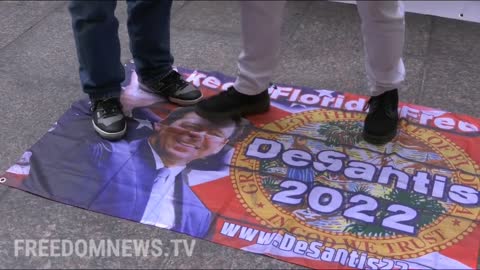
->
[195,103,270,121]
[92,120,127,141]
[139,83,203,106]
[362,128,397,145]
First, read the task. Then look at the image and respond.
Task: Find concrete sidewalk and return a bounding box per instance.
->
[1,1,479,268]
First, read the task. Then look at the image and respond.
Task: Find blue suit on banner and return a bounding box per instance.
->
[90,138,212,238]
[20,99,213,238]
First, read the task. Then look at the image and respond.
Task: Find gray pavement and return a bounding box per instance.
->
[0,1,479,269]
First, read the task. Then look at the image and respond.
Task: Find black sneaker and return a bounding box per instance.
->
[195,86,270,120]
[91,98,127,140]
[138,70,202,106]
[362,89,399,145]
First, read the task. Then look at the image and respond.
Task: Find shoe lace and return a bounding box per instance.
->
[170,71,189,90]
[363,96,380,112]
[96,98,122,117]
[363,93,398,119]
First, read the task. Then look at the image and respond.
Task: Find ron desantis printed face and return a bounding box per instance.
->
[149,111,235,167]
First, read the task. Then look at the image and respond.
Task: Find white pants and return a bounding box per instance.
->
[234,1,405,97]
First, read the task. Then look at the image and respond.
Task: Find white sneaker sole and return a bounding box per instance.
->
[92,120,127,140]
[169,95,203,106]
[138,83,203,106]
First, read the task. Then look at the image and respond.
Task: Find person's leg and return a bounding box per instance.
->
[68,1,126,140]
[195,1,287,119]
[126,0,173,80]
[126,0,202,106]
[234,1,286,96]
[357,0,405,144]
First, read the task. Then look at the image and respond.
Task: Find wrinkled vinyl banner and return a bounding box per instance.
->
[2,62,480,269]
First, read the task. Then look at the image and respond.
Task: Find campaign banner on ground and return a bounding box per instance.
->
[2,62,479,269]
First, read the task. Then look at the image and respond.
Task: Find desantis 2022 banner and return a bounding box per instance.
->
[2,62,479,269]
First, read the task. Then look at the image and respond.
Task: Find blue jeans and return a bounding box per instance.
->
[68,0,174,100]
